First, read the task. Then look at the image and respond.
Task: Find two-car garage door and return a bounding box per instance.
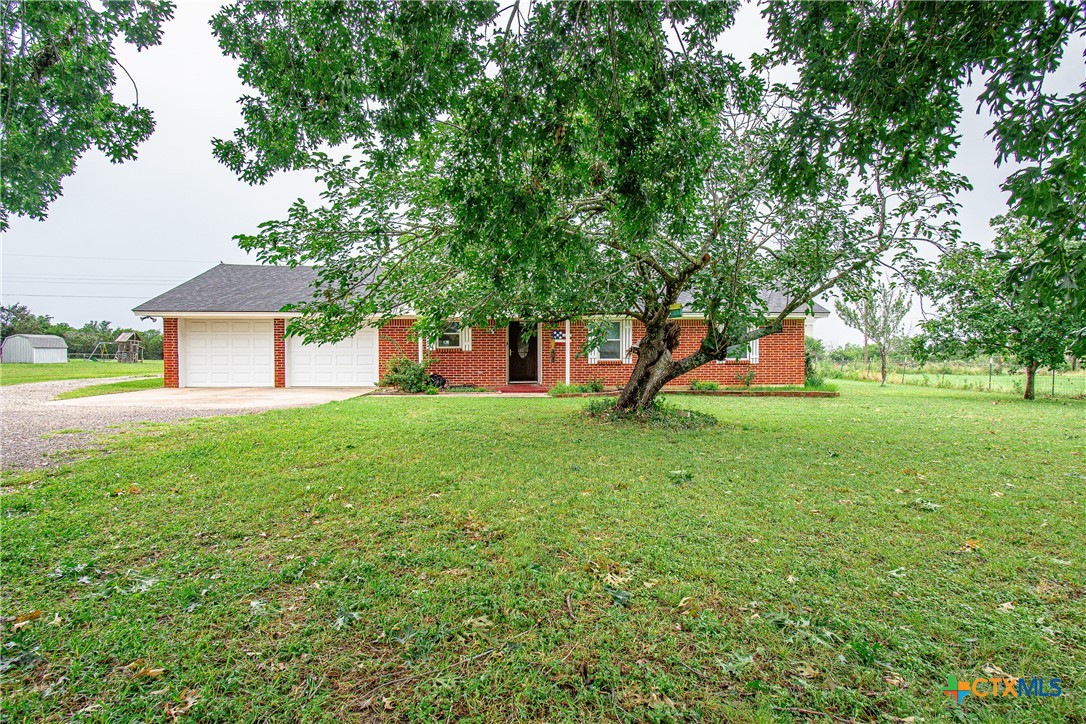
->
[181,320,378,388]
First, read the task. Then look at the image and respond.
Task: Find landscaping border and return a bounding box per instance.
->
[551,389,838,398]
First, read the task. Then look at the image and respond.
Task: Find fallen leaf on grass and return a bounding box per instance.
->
[164,688,200,719]
[786,575,797,584]
[982,664,1018,684]
[884,674,908,688]
[676,597,698,615]
[12,610,41,630]
[795,662,820,678]
[137,667,165,679]
[958,539,981,552]
[998,601,1015,611]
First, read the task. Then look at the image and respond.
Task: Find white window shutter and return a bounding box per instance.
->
[587,338,600,364]
[749,337,760,364]
[621,319,633,363]
[461,326,472,351]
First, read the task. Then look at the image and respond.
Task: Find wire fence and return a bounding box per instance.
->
[826,362,1086,399]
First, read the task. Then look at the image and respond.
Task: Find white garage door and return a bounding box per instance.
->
[288,329,379,387]
[184,320,274,387]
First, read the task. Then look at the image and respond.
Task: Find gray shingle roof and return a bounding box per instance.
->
[4,334,68,349]
[133,263,830,317]
[133,264,319,314]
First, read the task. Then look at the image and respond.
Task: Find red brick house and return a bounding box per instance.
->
[134,264,828,390]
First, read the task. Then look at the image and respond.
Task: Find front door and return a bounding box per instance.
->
[507,322,539,383]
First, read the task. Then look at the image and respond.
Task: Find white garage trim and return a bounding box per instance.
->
[182,319,275,388]
[287,328,379,387]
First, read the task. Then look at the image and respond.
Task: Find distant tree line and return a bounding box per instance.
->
[0,303,163,359]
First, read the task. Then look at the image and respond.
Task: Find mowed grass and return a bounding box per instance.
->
[0,360,163,386]
[53,377,164,400]
[1,382,1082,722]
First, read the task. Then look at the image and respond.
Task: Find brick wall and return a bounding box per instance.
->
[378,318,509,388]
[378,317,806,389]
[273,318,286,388]
[163,318,179,388]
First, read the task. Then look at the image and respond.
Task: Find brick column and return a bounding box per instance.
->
[274,318,286,388]
[163,318,179,388]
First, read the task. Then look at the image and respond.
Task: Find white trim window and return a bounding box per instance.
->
[588,320,632,364]
[716,337,759,363]
[433,323,472,351]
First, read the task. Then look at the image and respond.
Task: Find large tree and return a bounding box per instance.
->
[212,1,960,412]
[836,280,912,386]
[765,0,1086,313]
[917,216,1084,400]
[0,0,174,229]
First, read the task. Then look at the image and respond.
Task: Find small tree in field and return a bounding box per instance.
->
[917,217,1084,400]
[836,282,912,385]
[212,2,960,412]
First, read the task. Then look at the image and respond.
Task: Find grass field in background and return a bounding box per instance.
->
[829,366,1086,398]
[1,381,1082,721]
[52,377,164,400]
[0,360,163,386]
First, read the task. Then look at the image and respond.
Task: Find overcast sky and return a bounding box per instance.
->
[3,1,1083,346]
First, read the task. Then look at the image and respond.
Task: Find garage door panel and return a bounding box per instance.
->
[183,320,274,388]
[288,329,378,387]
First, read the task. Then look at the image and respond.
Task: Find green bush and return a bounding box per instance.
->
[690,380,720,391]
[737,368,757,387]
[380,356,433,393]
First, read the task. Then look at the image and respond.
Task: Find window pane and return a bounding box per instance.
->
[598,322,622,360]
[599,339,621,360]
[438,323,460,348]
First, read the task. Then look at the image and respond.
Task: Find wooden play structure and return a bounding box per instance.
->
[88,332,145,363]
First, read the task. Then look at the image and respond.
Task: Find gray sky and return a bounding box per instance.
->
[3,1,1082,346]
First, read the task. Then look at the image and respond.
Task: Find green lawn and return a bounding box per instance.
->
[53,377,164,400]
[1,382,1082,721]
[0,360,163,386]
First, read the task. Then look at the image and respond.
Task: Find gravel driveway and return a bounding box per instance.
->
[1,378,265,473]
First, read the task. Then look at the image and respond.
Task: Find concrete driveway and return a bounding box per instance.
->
[2,379,371,473]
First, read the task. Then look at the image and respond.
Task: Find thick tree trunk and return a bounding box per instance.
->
[1024,362,1037,401]
[614,328,677,412]
[879,346,888,386]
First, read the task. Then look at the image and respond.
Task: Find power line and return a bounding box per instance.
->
[2,280,183,286]
[2,253,226,263]
[1,293,152,299]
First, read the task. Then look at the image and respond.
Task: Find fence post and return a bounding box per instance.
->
[1052,368,1056,397]
[988,358,993,391]
[901,359,907,384]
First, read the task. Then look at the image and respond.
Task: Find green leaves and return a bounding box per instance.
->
[0,0,175,229]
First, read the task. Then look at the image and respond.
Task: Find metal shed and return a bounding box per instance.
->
[0,334,69,364]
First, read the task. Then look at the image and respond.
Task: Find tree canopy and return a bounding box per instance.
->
[212,0,961,410]
[0,0,174,229]
[765,0,1086,311]
[916,216,1084,400]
